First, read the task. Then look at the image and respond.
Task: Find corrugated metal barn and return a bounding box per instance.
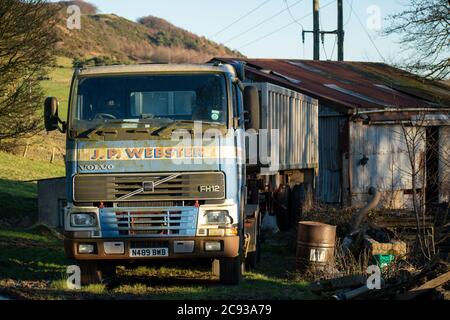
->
[212,58,450,210]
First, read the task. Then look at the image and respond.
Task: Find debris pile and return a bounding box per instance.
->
[298,192,450,300]
[310,257,449,300]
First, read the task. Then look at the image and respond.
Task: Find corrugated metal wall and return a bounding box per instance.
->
[317,114,347,203]
[350,122,426,208]
[252,82,319,171]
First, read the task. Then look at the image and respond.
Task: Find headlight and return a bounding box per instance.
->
[70,213,97,227]
[204,210,233,225]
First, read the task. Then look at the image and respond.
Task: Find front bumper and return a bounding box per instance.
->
[64,235,240,261]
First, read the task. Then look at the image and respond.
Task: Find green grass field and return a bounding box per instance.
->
[0,151,65,223]
[0,228,315,300]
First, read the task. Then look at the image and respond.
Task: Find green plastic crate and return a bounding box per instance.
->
[373,254,395,268]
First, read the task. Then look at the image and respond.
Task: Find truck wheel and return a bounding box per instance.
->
[79,261,103,285]
[246,240,260,270]
[246,225,261,270]
[99,262,116,279]
[219,255,244,285]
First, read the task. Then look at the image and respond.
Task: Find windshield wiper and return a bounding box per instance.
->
[75,124,107,139]
[75,120,144,138]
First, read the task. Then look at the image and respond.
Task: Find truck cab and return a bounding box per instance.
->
[44,63,261,285]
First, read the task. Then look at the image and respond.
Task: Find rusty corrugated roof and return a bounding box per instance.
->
[212,58,450,111]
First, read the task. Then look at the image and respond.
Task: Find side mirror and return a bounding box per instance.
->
[243,86,260,130]
[44,97,64,132]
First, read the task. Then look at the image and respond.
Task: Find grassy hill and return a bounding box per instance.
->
[40,57,73,121]
[54,1,242,64]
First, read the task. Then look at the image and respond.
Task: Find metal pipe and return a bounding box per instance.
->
[332,278,386,300]
[354,108,450,115]
[351,187,381,232]
[364,120,450,125]
[346,121,352,207]
[347,151,352,207]
[332,285,370,300]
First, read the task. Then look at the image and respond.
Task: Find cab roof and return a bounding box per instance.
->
[78,63,236,77]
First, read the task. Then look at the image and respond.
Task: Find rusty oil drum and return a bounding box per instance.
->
[296,221,336,271]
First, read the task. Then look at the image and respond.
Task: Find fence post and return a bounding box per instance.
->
[23,142,29,158]
[50,147,56,163]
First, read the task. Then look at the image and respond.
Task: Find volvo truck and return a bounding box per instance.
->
[44,62,318,285]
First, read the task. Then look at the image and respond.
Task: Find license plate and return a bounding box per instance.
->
[129,248,169,257]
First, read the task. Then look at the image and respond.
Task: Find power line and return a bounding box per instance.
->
[283,0,304,29]
[209,0,272,39]
[223,0,304,45]
[343,0,354,26]
[345,0,385,62]
[238,0,335,50]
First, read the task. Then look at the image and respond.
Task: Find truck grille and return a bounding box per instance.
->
[100,207,198,237]
[73,172,225,202]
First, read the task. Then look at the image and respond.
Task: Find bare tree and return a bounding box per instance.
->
[399,118,431,260]
[384,0,450,80]
[395,112,450,262]
[0,0,58,142]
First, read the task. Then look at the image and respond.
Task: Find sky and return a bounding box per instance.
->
[53,0,413,63]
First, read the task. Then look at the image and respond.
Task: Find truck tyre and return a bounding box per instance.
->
[219,255,244,285]
[98,262,116,279]
[290,183,306,225]
[245,238,260,270]
[79,261,102,285]
[245,218,261,270]
[273,184,291,231]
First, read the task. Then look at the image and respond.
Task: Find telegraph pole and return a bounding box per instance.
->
[313,0,320,60]
[302,0,345,61]
[337,0,344,61]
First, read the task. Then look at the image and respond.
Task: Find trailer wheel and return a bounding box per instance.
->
[79,261,103,285]
[273,184,291,231]
[219,255,244,285]
[290,183,306,224]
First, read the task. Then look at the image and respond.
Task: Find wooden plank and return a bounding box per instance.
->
[397,270,450,300]
[412,271,450,291]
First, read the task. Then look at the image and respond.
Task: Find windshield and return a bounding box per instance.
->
[70,73,228,130]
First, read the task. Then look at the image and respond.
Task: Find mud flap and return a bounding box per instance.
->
[244,204,259,256]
